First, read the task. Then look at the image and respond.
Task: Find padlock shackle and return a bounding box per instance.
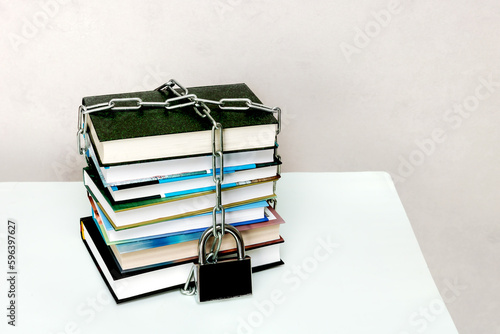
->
[198,225,245,265]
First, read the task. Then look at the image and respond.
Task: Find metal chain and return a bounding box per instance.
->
[180,265,196,296]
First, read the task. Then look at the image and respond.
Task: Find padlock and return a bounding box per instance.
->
[195,225,252,302]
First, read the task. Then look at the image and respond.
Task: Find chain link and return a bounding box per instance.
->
[219,98,251,110]
[206,228,223,264]
[180,264,196,296]
[155,78,188,96]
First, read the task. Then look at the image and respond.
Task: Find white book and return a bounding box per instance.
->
[90,195,268,244]
[84,168,276,229]
[90,145,276,186]
[108,165,279,202]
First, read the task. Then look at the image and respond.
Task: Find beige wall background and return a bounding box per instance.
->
[2,1,499,333]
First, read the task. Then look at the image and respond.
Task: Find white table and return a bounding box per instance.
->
[0,173,459,334]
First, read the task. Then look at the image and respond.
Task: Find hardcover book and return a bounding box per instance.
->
[84,84,279,165]
[84,167,277,229]
[88,194,270,244]
[80,216,284,303]
[87,144,277,187]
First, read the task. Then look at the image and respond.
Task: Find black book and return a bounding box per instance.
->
[80,216,284,303]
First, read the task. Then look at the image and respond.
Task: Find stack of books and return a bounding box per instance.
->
[79,83,285,302]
